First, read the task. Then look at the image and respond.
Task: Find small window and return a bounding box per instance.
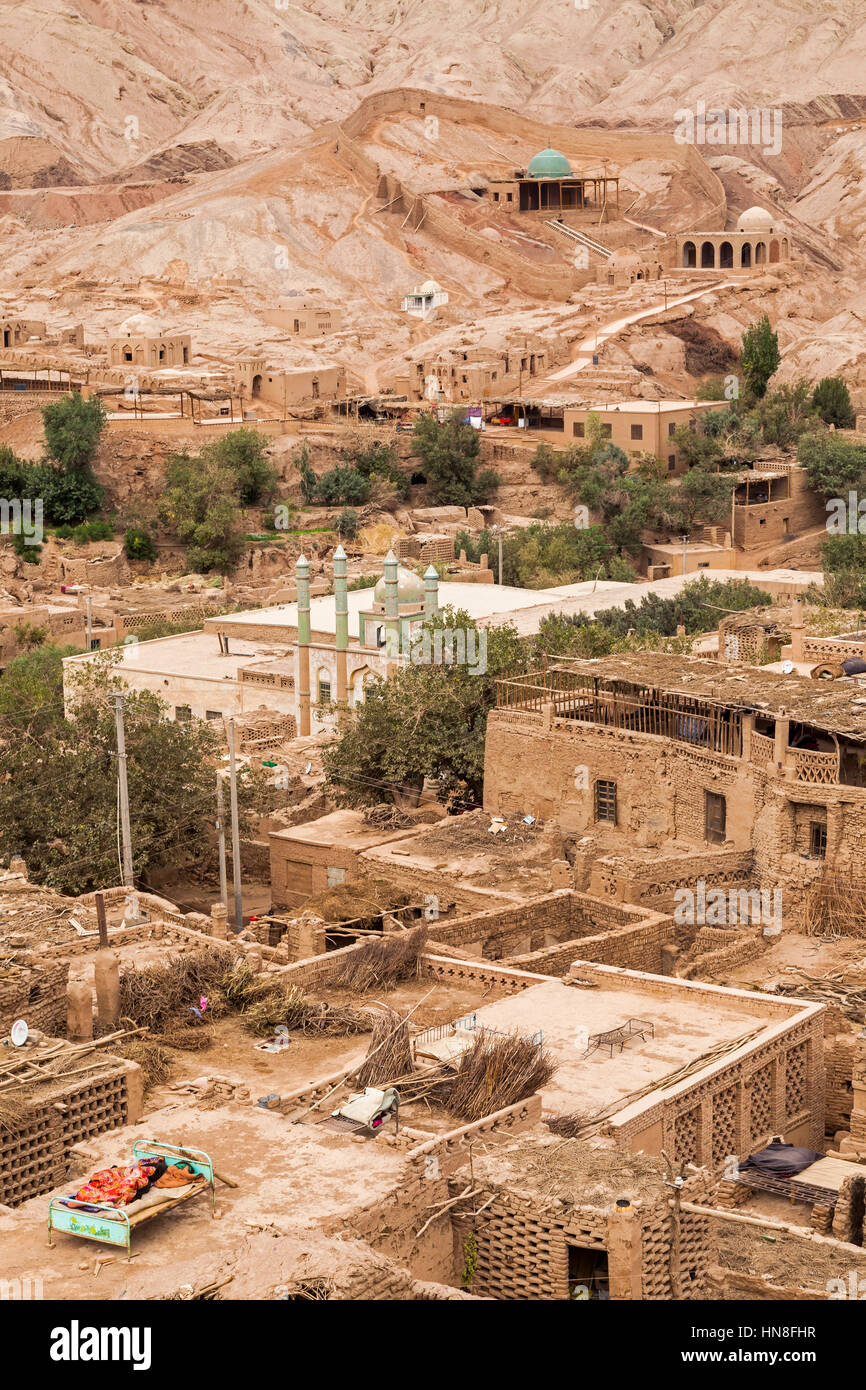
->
[572,421,585,438]
[175,705,192,722]
[668,422,676,437]
[630,424,643,441]
[493,192,500,202]
[809,821,827,858]
[506,192,513,202]
[601,423,612,439]
[318,677,331,704]
[205,710,221,721]
[705,790,726,844]
[89,638,100,651]
[668,456,676,470]
[595,779,617,824]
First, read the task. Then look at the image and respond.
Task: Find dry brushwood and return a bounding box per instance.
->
[544,1110,597,1139]
[354,1007,413,1087]
[329,924,428,994]
[117,948,235,1034]
[242,985,372,1038]
[444,1032,555,1123]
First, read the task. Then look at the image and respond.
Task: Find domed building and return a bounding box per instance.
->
[677,206,790,272]
[526,147,573,180]
[106,312,191,369]
[488,145,619,217]
[603,245,663,288]
[401,279,449,317]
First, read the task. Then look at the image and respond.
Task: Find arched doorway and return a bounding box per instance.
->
[780,238,789,258]
[719,241,733,269]
[311,377,320,399]
[769,239,780,263]
[252,374,263,397]
[755,241,766,264]
[682,241,696,268]
[700,241,715,268]
[350,667,370,707]
[741,243,752,268]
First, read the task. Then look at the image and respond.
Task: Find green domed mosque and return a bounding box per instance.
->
[488,145,619,217]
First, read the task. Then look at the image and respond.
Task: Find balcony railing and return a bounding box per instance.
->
[495,673,743,758]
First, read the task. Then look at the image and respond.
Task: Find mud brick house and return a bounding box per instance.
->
[485,653,866,904]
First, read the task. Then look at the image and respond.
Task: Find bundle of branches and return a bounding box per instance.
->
[242,984,372,1038]
[111,1039,176,1093]
[330,923,428,994]
[117,948,235,1034]
[775,971,866,1023]
[443,1032,555,1124]
[800,877,866,940]
[219,962,372,1036]
[354,1007,413,1087]
[362,803,412,831]
[545,1110,596,1139]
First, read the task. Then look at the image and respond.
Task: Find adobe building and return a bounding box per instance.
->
[402,341,549,404]
[731,464,825,550]
[485,652,866,908]
[488,147,620,219]
[105,313,191,368]
[262,302,344,337]
[269,809,419,911]
[520,399,727,473]
[600,246,664,288]
[233,357,346,410]
[676,206,791,271]
[0,316,47,347]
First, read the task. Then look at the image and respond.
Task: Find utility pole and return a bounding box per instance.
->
[227,719,243,933]
[85,594,92,651]
[215,772,229,915]
[498,530,503,586]
[112,693,138,920]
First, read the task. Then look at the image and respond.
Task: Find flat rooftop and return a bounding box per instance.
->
[271,808,418,851]
[470,975,812,1120]
[64,631,289,681]
[205,580,570,641]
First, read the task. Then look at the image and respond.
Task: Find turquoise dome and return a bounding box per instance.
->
[527,147,572,179]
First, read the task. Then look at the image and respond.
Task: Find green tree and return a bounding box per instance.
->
[124,525,157,561]
[740,315,780,399]
[0,648,261,894]
[813,377,855,430]
[158,450,245,572]
[42,394,106,470]
[323,613,525,807]
[412,411,499,506]
[203,428,278,505]
[798,431,866,500]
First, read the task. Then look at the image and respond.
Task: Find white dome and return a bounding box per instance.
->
[117,312,165,338]
[418,280,443,295]
[736,206,775,234]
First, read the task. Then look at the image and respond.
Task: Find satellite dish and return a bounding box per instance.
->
[781,660,794,674]
[10,1019,28,1047]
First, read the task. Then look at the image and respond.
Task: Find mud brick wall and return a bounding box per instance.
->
[0,1054,141,1208]
[450,1185,713,1300]
[421,954,546,994]
[509,915,674,976]
[824,1012,858,1135]
[425,889,653,961]
[336,1167,457,1284]
[0,959,69,1037]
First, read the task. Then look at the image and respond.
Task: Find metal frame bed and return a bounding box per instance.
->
[47,1139,216,1261]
